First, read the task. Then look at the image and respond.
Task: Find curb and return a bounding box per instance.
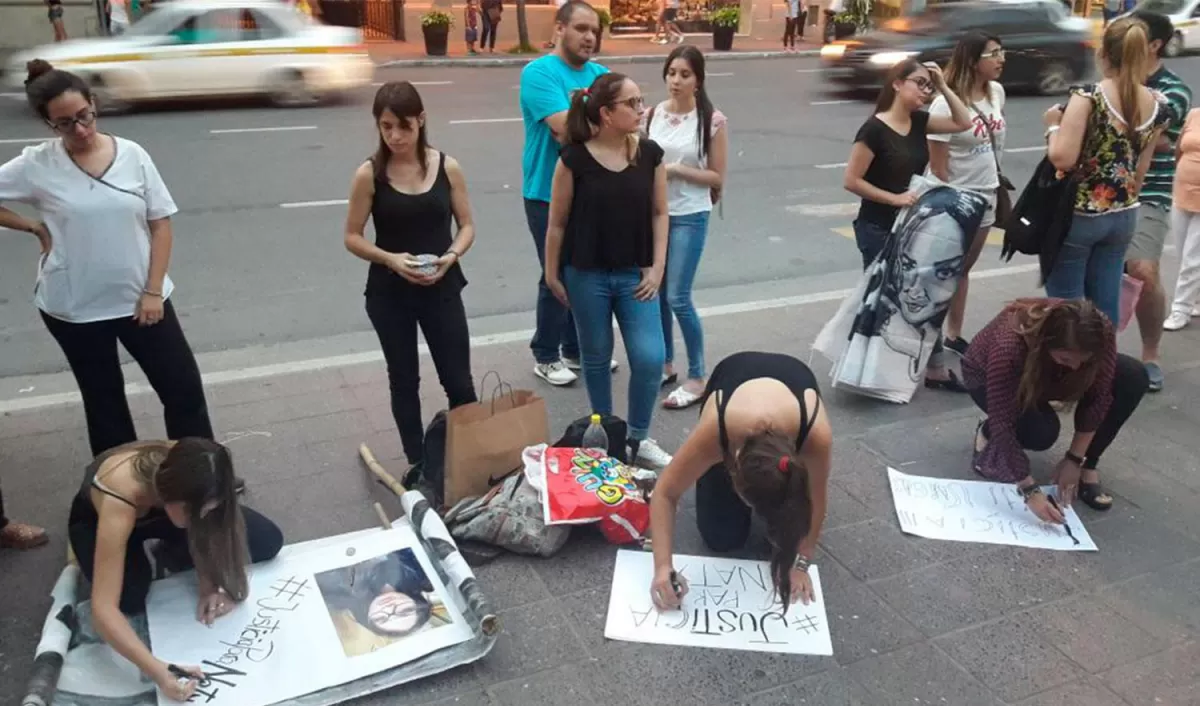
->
[378,49,819,68]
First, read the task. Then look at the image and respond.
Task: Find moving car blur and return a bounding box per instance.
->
[820,0,1094,95]
[3,0,374,114]
[1127,0,1199,56]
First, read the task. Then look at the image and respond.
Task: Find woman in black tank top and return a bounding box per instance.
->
[65,439,282,702]
[345,82,479,475]
[648,352,833,610]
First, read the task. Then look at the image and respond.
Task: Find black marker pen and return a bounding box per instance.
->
[1046,496,1080,546]
[168,664,202,681]
[668,570,683,598]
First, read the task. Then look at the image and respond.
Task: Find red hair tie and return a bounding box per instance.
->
[778,456,790,473]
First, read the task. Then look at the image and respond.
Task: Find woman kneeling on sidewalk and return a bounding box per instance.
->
[646,352,832,611]
[68,438,282,703]
[964,298,1148,524]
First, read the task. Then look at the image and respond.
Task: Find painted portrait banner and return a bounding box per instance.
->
[813,175,989,403]
[604,550,834,656]
[888,467,1098,551]
[146,525,473,706]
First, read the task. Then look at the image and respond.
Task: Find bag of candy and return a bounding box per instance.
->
[540,446,652,544]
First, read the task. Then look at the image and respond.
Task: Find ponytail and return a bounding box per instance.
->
[564,72,629,145]
[1103,17,1151,140]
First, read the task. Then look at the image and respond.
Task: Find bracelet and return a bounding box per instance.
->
[1064,451,1084,465]
[142,288,163,298]
[792,554,813,572]
[444,249,460,260]
[1044,125,1060,139]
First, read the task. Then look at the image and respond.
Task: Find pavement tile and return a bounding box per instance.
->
[0,405,85,440]
[933,617,1089,702]
[1101,641,1200,705]
[487,665,601,706]
[816,559,925,665]
[341,665,487,706]
[735,667,876,705]
[528,528,617,597]
[213,386,362,432]
[1023,594,1165,674]
[846,641,1004,706]
[470,555,552,612]
[1034,514,1200,592]
[205,369,350,409]
[1095,559,1200,646]
[827,441,894,517]
[820,517,945,582]
[870,547,1076,637]
[471,598,587,684]
[1012,678,1129,706]
[858,414,981,467]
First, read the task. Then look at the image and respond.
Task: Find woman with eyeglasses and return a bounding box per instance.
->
[0,70,214,459]
[543,72,674,469]
[842,58,973,388]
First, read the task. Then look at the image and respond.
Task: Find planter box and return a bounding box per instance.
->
[422,23,449,56]
[712,25,734,50]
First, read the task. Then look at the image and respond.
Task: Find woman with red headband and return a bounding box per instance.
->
[647,351,832,610]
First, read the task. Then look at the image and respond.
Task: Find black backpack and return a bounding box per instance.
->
[553,414,629,463]
[405,411,448,504]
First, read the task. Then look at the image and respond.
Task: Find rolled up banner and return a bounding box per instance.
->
[23,565,81,706]
[399,489,499,637]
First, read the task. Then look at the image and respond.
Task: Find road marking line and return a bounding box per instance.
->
[0,138,48,145]
[209,126,318,134]
[0,262,1040,413]
[709,72,735,77]
[796,68,823,73]
[448,117,523,125]
[280,199,348,209]
[811,99,855,105]
[1005,146,1045,153]
[814,162,848,169]
[371,80,454,86]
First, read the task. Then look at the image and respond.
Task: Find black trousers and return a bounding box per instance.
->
[971,353,1149,469]
[783,16,801,46]
[41,300,213,457]
[67,493,283,614]
[366,289,477,465]
[480,12,498,50]
[695,462,754,552]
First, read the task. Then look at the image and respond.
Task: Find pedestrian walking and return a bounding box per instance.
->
[519,0,612,387]
[647,352,832,610]
[1043,17,1169,329]
[0,481,48,550]
[644,45,727,410]
[964,298,1148,519]
[480,0,502,53]
[0,69,214,459]
[783,0,804,50]
[656,0,683,45]
[68,439,282,701]
[926,32,1008,356]
[46,0,68,41]
[1165,108,1200,331]
[465,0,480,55]
[344,81,478,475]
[108,0,130,35]
[542,72,674,469]
[1121,11,1191,392]
[842,58,972,389]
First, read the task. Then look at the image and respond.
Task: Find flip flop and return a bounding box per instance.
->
[0,522,49,550]
[663,385,703,410]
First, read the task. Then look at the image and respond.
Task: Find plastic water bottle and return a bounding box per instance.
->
[581,413,609,454]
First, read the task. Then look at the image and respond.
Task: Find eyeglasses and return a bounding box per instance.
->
[47,109,96,133]
[612,95,645,110]
[906,77,935,93]
[980,48,1006,59]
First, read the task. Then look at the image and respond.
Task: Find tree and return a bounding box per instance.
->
[515,0,532,50]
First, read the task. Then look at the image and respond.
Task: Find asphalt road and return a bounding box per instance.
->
[3,55,1200,381]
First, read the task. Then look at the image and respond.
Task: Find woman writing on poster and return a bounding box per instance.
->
[965,299,1149,519]
[68,438,283,702]
[647,352,832,610]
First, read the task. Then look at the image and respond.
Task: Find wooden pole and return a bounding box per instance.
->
[359,443,406,498]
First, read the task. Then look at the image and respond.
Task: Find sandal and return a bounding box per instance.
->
[925,369,968,393]
[661,372,678,388]
[663,385,703,410]
[1077,481,1113,511]
[0,521,49,550]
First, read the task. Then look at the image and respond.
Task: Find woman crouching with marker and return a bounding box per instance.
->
[648,351,832,610]
[68,438,283,702]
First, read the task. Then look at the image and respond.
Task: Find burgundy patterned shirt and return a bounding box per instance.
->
[961,302,1116,483]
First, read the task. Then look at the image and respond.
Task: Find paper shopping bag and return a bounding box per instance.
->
[444,385,549,507]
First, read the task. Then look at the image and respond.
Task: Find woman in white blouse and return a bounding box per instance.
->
[0,69,213,459]
[645,45,728,410]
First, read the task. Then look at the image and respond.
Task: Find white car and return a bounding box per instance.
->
[5,0,375,113]
[1129,0,1200,56]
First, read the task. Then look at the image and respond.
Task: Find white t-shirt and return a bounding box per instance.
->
[0,136,178,323]
[645,102,727,216]
[927,81,1006,192]
[108,0,129,26]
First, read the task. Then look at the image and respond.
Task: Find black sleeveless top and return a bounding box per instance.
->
[701,352,822,455]
[365,151,467,297]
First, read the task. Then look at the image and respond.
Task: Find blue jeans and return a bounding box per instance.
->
[660,211,709,380]
[525,199,580,364]
[563,266,665,441]
[1044,208,1137,326]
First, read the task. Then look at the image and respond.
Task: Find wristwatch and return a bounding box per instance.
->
[792,554,813,573]
[1064,451,1084,465]
[1017,484,1043,500]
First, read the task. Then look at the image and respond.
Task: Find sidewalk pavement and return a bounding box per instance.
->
[3,268,1200,705]
[369,33,823,67]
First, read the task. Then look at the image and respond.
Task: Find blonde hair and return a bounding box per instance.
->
[1101,17,1152,141]
[1007,299,1112,413]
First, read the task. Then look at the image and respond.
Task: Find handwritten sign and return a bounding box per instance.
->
[603,550,834,656]
[146,526,473,706]
[887,467,1097,551]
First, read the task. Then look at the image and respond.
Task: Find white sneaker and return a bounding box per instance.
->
[1163,311,1191,331]
[562,357,618,372]
[634,438,673,469]
[534,361,577,386]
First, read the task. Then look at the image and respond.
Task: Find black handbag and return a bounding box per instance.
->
[1001,157,1079,265]
[972,85,1015,228]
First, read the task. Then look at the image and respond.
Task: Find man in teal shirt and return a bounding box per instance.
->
[520,0,607,387]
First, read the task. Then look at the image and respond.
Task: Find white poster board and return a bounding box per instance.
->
[888,467,1097,551]
[603,550,834,656]
[146,525,473,706]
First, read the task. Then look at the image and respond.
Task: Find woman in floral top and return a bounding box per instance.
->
[1043,16,1169,326]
